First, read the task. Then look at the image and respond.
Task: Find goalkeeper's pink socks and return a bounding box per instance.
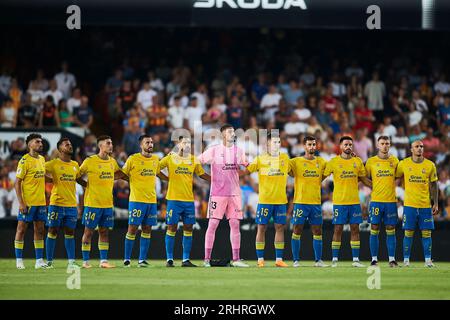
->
[229,219,241,261]
[204,218,241,261]
[204,218,220,260]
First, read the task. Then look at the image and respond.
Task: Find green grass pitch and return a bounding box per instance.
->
[1,259,449,299]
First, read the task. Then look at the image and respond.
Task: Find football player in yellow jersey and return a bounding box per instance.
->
[365,136,399,267]
[78,135,127,269]
[323,136,371,267]
[14,133,48,269]
[45,138,86,269]
[289,136,328,268]
[122,135,168,268]
[245,133,290,268]
[396,140,438,268]
[160,136,210,267]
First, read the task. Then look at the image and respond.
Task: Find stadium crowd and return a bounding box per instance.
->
[0,28,450,221]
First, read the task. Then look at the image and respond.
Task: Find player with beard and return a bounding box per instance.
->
[122,135,168,267]
[14,133,48,269]
[323,136,372,267]
[45,138,85,268]
[199,124,250,267]
[289,136,329,267]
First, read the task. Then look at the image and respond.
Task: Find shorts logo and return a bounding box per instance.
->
[422,169,426,174]
[353,163,357,168]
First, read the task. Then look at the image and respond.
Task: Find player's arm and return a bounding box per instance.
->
[114,170,129,181]
[430,181,439,215]
[359,176,372,188]
[14,178,27,214]
[199,173,211,182]
[157,172,168,181]
[76,177,87,188]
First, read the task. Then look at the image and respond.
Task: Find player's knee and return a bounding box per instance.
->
[168,224,178,232]
[48,227,58,236]
[371,224,380,231]
[127,225,138,234]
[274,224,284,232]
[183,224,193,232]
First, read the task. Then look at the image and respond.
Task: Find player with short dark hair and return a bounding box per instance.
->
[45,137,85,268]
[79,135,126,268]
[289,135,329,267]
[245,132,290,267]
[160,137,210,267]
[365,135,399,267]
[324,136,372,267]
[14,133,48,269]
[396,140,439,268]
[122,135,168,267]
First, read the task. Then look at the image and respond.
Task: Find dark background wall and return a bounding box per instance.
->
[1,219,450,261]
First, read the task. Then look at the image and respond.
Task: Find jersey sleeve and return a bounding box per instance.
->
[288,158,296,175]
[156,157,161,175]
[198,146,214,164]
[121,157,132,176]
[365,158,372,178]
[395,160,404,178]
[16,157,27,180]
[159,156,169,170]
[430,163,438,182]
[44,160,54,176]
[320,158,327,175]
[323,158,334,177]
[113,159,120,172]
[194,161,205,176]
[246,156,259,173]
[79,158,89,177]
[358,158,367,177]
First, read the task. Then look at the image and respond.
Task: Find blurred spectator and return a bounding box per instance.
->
[284,80,304,107]
[122,119,143,155]
[9,138,27,161]
[364,71,386,116]
[58,99,73,128]
[300,66,315,86]
[17,94,38,128]
[8,78,22,110]
[251,73,268,110]
[67,88,82,114]
[39,95,60,127]
[353,128,373,162]
[29,69,49,91]
[292,97,311,123]
[422,128,440,160]
[27,80,45,107]
[146,95,168,134]
[137,81,158,112]
[184,96,203,133]
[73,95,93,131]
[260,84,282,123]
[226,96,243,129]
[0,97,17,128]
[44,79,63,106]
[105,69,124,113]
[54,61,77,99]
[116,80,135,114]
[274,99,291,130]
[439,94,450,126]
[147,71,164,92]
[167,96,185,129]
[354,97,375,133]
[0,68,11,96]
[434,74,450,94]
[191,83,209,113]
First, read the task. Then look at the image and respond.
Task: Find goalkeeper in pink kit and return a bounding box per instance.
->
[198,124,249,267]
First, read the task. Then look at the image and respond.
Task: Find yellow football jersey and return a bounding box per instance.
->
[289,156,327,205]
[122,153,160,203]
[247,153,290,204]
[79,155,120,208]
[365,155,399,203]
[396,157,438,208]
[160,153,205,202]
[323,156,366,205]
[45,158,80,207]
[15,154,46,206]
